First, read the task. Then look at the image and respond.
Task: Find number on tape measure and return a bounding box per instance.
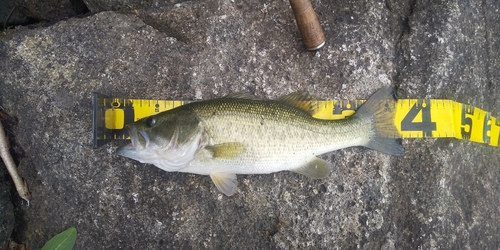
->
[400,100,437,137]
[461,105,474,140]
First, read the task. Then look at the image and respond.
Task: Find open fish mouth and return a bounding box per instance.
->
[117,124,148,156]
[116,143,134,157]
[116,121,203,172]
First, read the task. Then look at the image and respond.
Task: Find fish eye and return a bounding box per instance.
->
[146,116,157,127]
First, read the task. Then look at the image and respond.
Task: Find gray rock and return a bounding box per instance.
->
[0,0,499,249]
[0,0,34,28]
[2,0,89,22]
[82,0,191,13]
[82,0,151,13]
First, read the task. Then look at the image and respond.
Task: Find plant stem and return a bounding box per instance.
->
[0,121,31,203]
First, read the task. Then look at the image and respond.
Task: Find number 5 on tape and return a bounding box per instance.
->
[393,99,500,146]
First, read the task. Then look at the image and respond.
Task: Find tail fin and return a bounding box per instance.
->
[354,86,404,156]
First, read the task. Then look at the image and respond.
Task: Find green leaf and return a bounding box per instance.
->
[41,227,77,250]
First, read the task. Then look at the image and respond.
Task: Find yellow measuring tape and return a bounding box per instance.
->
[92,93,500,148]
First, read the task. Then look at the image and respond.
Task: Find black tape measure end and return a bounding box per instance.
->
[93,92,113,149]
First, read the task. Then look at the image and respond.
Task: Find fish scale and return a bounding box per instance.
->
[195,102,367,165]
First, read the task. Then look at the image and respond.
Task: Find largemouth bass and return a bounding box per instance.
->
[117,87,403,195]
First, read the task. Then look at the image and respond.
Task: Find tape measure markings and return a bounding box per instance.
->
[92,93,500,148]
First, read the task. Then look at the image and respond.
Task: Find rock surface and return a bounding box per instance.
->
[0,0,88,25]
[0,0,499,249]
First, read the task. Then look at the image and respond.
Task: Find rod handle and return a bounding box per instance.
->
[289,0,326,50]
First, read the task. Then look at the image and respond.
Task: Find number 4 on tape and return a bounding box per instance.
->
[400,100,436,137]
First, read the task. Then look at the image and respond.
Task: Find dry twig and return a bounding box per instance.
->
[0,120,31,203]
[3,7,17,31]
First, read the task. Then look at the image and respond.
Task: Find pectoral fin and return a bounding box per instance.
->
[291,157,331,179]
[210,172,238,196]
[205,142,245,159]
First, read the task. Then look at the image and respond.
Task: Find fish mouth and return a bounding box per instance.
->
[116,143,134,157]
[117,124,148,157]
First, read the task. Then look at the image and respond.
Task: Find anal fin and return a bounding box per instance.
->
[290,157,331,179]
[210,172,238,196]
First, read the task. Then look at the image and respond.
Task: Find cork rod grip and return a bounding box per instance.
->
[289,0,325,50]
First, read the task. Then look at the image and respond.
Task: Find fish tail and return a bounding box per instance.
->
[354,86,404,155]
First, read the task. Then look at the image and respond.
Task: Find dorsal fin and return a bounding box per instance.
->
[222,92,264,101]
[276,91,321,115]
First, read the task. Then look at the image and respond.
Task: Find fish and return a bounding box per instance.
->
[117,86,403,196]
